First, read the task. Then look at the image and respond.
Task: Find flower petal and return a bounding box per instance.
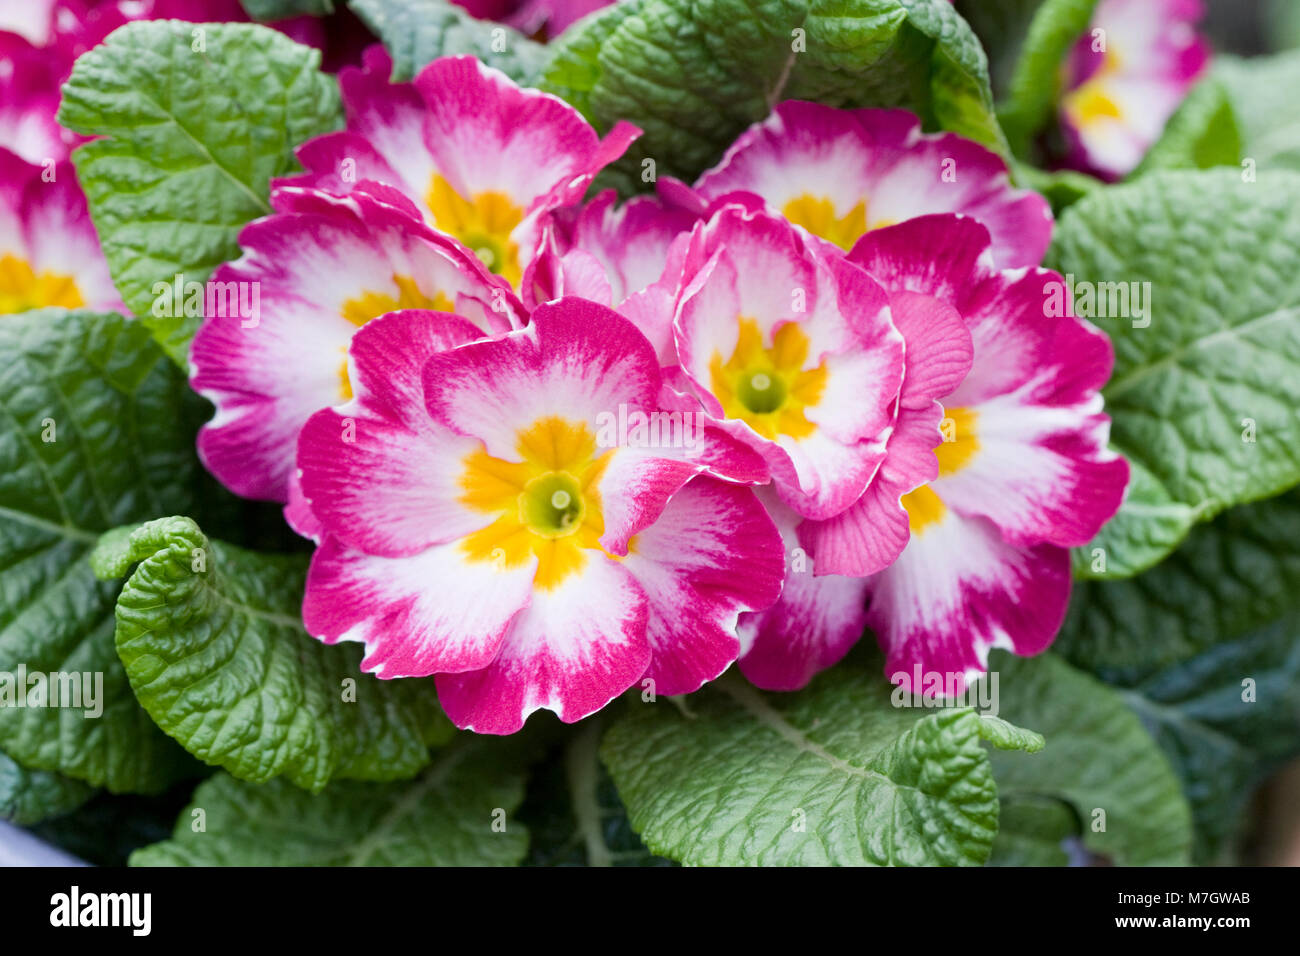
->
[191,187,516,502]
[695,102,1052,269]
[737,491,868,691]
[414,55,632,214]
[623,477,785,695]
[436,555,650,733]
[297,310,494,557]
[0,149,122,314]
[304,534,533,678]
[797,284,973,575]
[673,205,903,520]
[866,509,1071,691]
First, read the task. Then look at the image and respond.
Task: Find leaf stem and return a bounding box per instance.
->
[564,716,612,868]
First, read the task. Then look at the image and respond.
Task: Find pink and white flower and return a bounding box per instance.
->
[736,489,869,692]
[669,204,905,521]
[281,48,639,291]
[523,189,698,371]
[190,186,523,507]
[0,148,121,316]
[0,32,81,165]
[740,214,1128,692]
[297,300,783,733]
[0,0,62,46]
[524,189,696,311]
[736,236,974,690]
[1060,0,1210,179]
[688,102,1053,270]
[456,0,612,37]
[856,215,1126,688]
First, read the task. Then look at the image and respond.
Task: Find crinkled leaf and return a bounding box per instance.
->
[1047,169,1300,577]
[1130,76,1242,176]
[0,310,202,793]
[349,0,547,83]
[130,742,528,865]
[541,0,1007,195]
[92,516,453,792]
[601,658,1040,866]
[1215,50,1300,174]
[1060,490,1300,861]
[58,21,343,368]
[0,749,96,825]
[987,652,1193,866]
[995,0,1098,157]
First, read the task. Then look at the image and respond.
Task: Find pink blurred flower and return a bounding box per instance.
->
[1059,0,1210,179]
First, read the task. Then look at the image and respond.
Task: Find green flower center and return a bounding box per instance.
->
[520,472,585,538]
[736,370,787,414]
[465,234,507,274]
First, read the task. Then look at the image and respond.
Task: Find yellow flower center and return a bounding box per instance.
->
[709,318,828,440]
[935,406,979,476]
[781,195,895,251]
[900,485,946,534]
[707,321,826,442]
[336,275,454,400]
[426,174,525,288]
[1062,83,1123,127]
[901,406,981,534]
[1061,50,1126,129]
[0,254,85,314]
[458,416,612,590]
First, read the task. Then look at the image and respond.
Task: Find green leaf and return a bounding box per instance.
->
[986,652,1193,866]
[57,21,342,368]
[1117,628,1300,864]
[1215,50,1300,174]
[92,516,454,792]
[986,796,1076,866]
[1063,490,1300,672]
[0,309,204,793]
[1046,169,1300,576]
[0,749,96,825]
[240,0,335,18]
[130,742,528,865]
[975,713,1045,753]
[1011,159,1102,215]
[1059,490,1300,861]
[995,0,1098,157]
[601,658,1040,866]
[954,0,1046,98]
[1130,76,1242,176]
[1267,0,1300,51]
[348,0,548,83]
[1069,456,1197,579]
[519,719,673,866]
[540,0,1007,195]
